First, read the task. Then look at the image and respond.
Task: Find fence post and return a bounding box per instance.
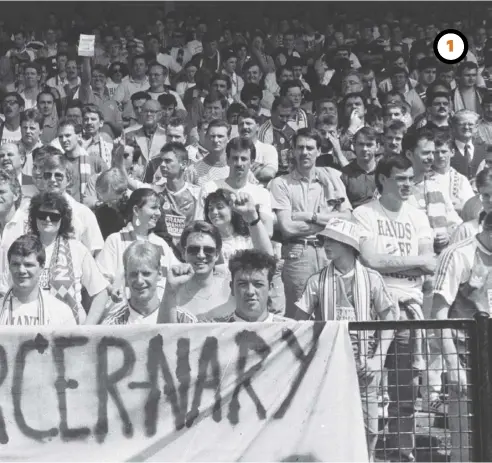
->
[473,312,491,462]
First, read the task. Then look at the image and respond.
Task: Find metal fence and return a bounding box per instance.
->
[348,314,491,463]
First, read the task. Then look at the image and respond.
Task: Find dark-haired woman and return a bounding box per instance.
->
[24,192,110,323]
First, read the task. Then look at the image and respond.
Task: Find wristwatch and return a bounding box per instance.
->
[249,215,261,227]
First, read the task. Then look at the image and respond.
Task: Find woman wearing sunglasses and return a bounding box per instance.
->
[107,62,128,99]
[157,220,234,323]
[25,192,110,324]
[94,188,179,324]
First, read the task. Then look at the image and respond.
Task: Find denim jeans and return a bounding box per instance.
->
[281,242,328,318]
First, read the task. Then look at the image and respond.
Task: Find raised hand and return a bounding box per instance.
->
[168,263,195,287]
[230,192,259,223]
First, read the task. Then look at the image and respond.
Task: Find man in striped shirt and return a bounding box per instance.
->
[432,211,492,462]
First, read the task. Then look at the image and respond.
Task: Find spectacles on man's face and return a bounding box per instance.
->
[43,172,65,182]
[3,99,19,106]
[185,245,217,258]
[36,211,62,222]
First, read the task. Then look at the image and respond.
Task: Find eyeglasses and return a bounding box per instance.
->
[185,245,217,257]
[3,99,19,106]
[112,68,122,73]
[36,211,62,222]
[43,172,65,181]
[143,109,159,114]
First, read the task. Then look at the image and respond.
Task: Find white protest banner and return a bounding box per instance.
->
[78,34,95,57]
[0,322,368,461]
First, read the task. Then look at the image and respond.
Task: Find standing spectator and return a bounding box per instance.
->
[258,96,296,177]
[433,131,475,216]
[270,128,352,318]
[221,49,244,102]
[0,143,36,199]
[353,155,435,462]
[388,65,425,120]
[413,90,452,131]
[478,92,492,144]
[19,109,43,177]
[146,62,185,111]
[452,62,486,116]
[450,109,487,180]
[414,57,438,105]
[294,217,397,461]
[280,80,311,131]
[341,127,380,209]
[36,90,58,144]
[382,120,407,156]
[81,104,114,167]
[0,92,24,145]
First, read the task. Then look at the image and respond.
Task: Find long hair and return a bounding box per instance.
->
[28,192,75,240]
[124,188,159,224]
[204,189,249,237]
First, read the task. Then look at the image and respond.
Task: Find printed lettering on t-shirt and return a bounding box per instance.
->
[12,315,39,325]
[377,219,413,256]
[336,307,357,321]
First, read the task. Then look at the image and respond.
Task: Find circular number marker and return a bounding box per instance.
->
[434,29,468,64]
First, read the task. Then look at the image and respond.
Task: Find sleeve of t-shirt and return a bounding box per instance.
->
[414,209,434,244]
[194,181,217,220]
[433,248,470,306]
[95,234,119,282]
[82,173,99,208]
[257,187,274,220]
[353,205,375,239]
[79,244,110,296]
[263,145,279,171]
[81,208,105,253]
[113,82,127,104]
[294,274,320,318]
[269,177,291,211]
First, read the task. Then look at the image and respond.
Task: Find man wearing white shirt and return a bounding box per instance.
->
[146,63,185,112]
[0,143,36,199]
[237,109,278,185]
[114,54,150,119]
[221,50,244,102]
[450,110,487,179]
[195,137,274,236]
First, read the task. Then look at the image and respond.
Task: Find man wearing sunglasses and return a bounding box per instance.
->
[0,92,25,145]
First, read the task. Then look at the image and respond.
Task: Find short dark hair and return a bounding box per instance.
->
[58,118,83,135]
[180,220,223,254]
[293,128,322,150]
[212,72,231,89]
[240,83,263,101]
[82,104,104,121]
[229,249,277,284]
[272,96,294,112]
[226,137,256,161]
[384,120,407,134]
[36,89,55,105]
[434,130,454,151]
[157,93,177,107]
[457,61,478,75]
[279,79,303,96]
[28,192,74,240]
[237,108,262,126]
[402,128,435,154]
[375,155,412,193]
[8,234,46,267]
[476,167,492,190]
[131,91,152,103]
[124,188,159,223]
[159,142,189,163]
[3,92,25,108]
[32,145,63,161]
[204,91,227,109]
[354,126,379,143]
[206,119,231,136]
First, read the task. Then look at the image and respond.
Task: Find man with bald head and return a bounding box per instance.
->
[125,98,168,165]
[0,143,36,198]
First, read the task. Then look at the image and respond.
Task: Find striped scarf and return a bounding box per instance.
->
[318,260,371,357]
[49,238,79,322]
[449,168,463,206]
[77,150,92,199]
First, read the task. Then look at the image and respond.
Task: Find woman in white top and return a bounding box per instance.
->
[95,188,178,323]
[158,220,235,323]
[203,188,273,266]
[26,192,110,324]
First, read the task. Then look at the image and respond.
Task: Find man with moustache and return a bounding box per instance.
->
[270,128,352,318]
[0,143,36,198]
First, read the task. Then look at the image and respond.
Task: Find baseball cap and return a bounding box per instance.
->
[317,218,361,252]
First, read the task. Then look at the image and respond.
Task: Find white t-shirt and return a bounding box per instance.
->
[221,235,253,266]
[1,126,21,145]
[96,224,179,293]
[195,178,273,221]
[0,291,77,326]
[353,199,433,302]
[254,140,279,172]
[127,306,159,325]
